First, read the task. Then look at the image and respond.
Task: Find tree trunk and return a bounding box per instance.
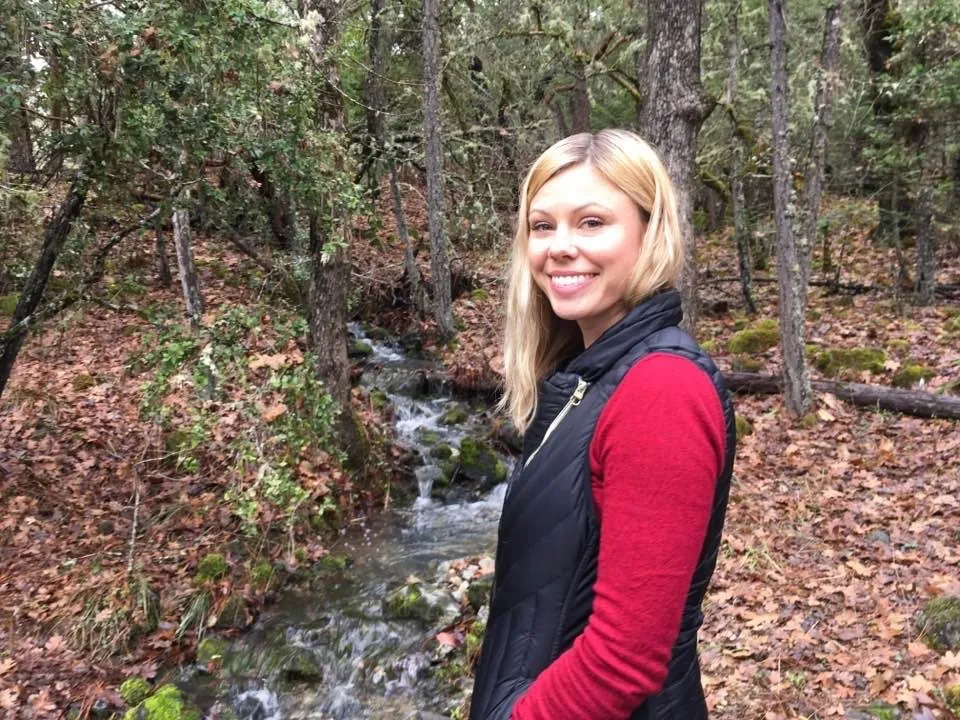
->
[422,0,455,340]
[249,160,297,250]
[155,220,172,288]
[915,123,938,306]
[569,64,591,134]
[643,0,712,336]
[769,0,812,416]
[802,1,841,287]
[362,0,387,191]
[725,0,756,315]
[725,372,960,421]
[7,104,36,176]
[0,178,87,399]
[390,160,425,316]
[172,207,205,325]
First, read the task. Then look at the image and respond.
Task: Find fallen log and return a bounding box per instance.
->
[724,372,960,420]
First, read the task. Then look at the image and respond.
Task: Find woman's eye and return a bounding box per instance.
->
[531,222,552,232]
[582,217,603,229]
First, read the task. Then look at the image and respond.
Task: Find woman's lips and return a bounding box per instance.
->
[549,273,597,296]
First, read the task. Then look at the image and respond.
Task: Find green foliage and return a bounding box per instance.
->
[122,683,201,720]
[728,319,779,354]
[0,294,19,316]
[735,415,754,438]
[891,364,935,388]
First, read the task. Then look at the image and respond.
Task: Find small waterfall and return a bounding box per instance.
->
[177,324,510,718]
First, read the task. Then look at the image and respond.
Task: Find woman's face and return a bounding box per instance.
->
[526,163,645,348]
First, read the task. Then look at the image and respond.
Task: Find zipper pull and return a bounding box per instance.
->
[570,378,587,406]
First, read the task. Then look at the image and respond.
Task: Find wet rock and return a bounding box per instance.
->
[431,443,455,461]
[415,427,443,446]
[348,340,374,359]
[458,437,507,493]
[441,405,469,425]
[916,595,960,652]
[467,575,494,611]
[196,636,230,666]
[280,646,323,682]
[383,579,460,626]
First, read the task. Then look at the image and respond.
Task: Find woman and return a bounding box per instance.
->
[470,130,735,720]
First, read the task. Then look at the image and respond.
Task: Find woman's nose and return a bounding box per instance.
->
[547,225,579,258]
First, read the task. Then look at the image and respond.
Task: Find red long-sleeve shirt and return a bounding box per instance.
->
[511,353,727,719]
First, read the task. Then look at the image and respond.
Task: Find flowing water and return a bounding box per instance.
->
[177,327,509,719]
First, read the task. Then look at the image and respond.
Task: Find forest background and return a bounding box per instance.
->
[1,0,959,717]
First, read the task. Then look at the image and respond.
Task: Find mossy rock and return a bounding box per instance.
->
[944,315,960,334]
[814,347,886,377]
[72,373,97,391]
[731,355,764,373]
[916,595,960,652]
[195,553,229,583]
[458,437,507,491]
[370,389,390,411]
[891,364,935,388]
[123,684,201,720]
[0,293,19,316]
[213,594,247,630]
[431,443,455,461]
[280,646,323,682]
[383,583,429,621]
[735,415,753,438]
[415,427,442,446]
[845,703,902,720]
[699,339,717,353]
[348,340,374,359]
[196,636,229,666]
[470,288,490,302]
[119,677,152,706]
[728,319,779,354]
[318,554,350,571]
[441,405,469,425]
[364,326,391,342]
[466,575,493,610]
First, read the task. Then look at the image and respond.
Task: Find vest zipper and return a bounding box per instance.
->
[523,377,589,469]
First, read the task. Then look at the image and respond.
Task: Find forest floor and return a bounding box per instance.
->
[1,190,960,718]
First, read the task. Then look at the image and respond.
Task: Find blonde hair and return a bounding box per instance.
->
[501,129,683,433]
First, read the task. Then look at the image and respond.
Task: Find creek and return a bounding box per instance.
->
[176,327,511,719]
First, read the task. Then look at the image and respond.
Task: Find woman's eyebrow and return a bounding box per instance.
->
[528,202,613,216]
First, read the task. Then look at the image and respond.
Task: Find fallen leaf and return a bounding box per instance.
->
[262,403,287,423]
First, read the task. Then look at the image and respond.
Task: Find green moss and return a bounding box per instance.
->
[858,703,901,720]
[470,288,490,301]
[442,405,469,425]
[917,595,960,652]
[72,373,96,391]
[945,683,960,717]
[431,443,454,460]
[196,636,229,666]
[119,677,151,706]
[194,553,228,583]
[814,347,887,377]
[735,415,753,438]
[415,427,442,446]
[251,561,275,589]
[728,319,779,354]
[467,576,493,610]
[370,389,389,411]
[213,594,247,630]
[383,583,428,620]
[731,355,764,372]
[281,647,323,682]
[945,315,960,334]
[892,364,935,388]
[887,339,910,354]
[123,684,200,720]
[699,339,717,353]
[348,340,373,358]
[318,554,349,571]
[0,293,19,316]
[798,412,819,429]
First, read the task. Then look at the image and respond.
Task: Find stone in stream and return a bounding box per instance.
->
[279,646,324,682]
[457,437,507,493]
[441,404,469,425]
[383,579,460,626]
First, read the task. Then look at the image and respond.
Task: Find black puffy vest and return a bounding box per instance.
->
[470,290,736,720]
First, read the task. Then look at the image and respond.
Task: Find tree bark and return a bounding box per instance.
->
[0,178,87,399]
[802,1,841,287]
[769,0,812,416]
[155,220,172,288]
[248,160,297,250]
[569,64,591,134]
[725,0,756,315]
[7,105,36,176]
[362,0,387,192]
[172,207,205,325]
[423,0,455,340]
[390,160,425,316]
[643,0,712,335]
[914,123,938,306]
[725,372,960,420]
